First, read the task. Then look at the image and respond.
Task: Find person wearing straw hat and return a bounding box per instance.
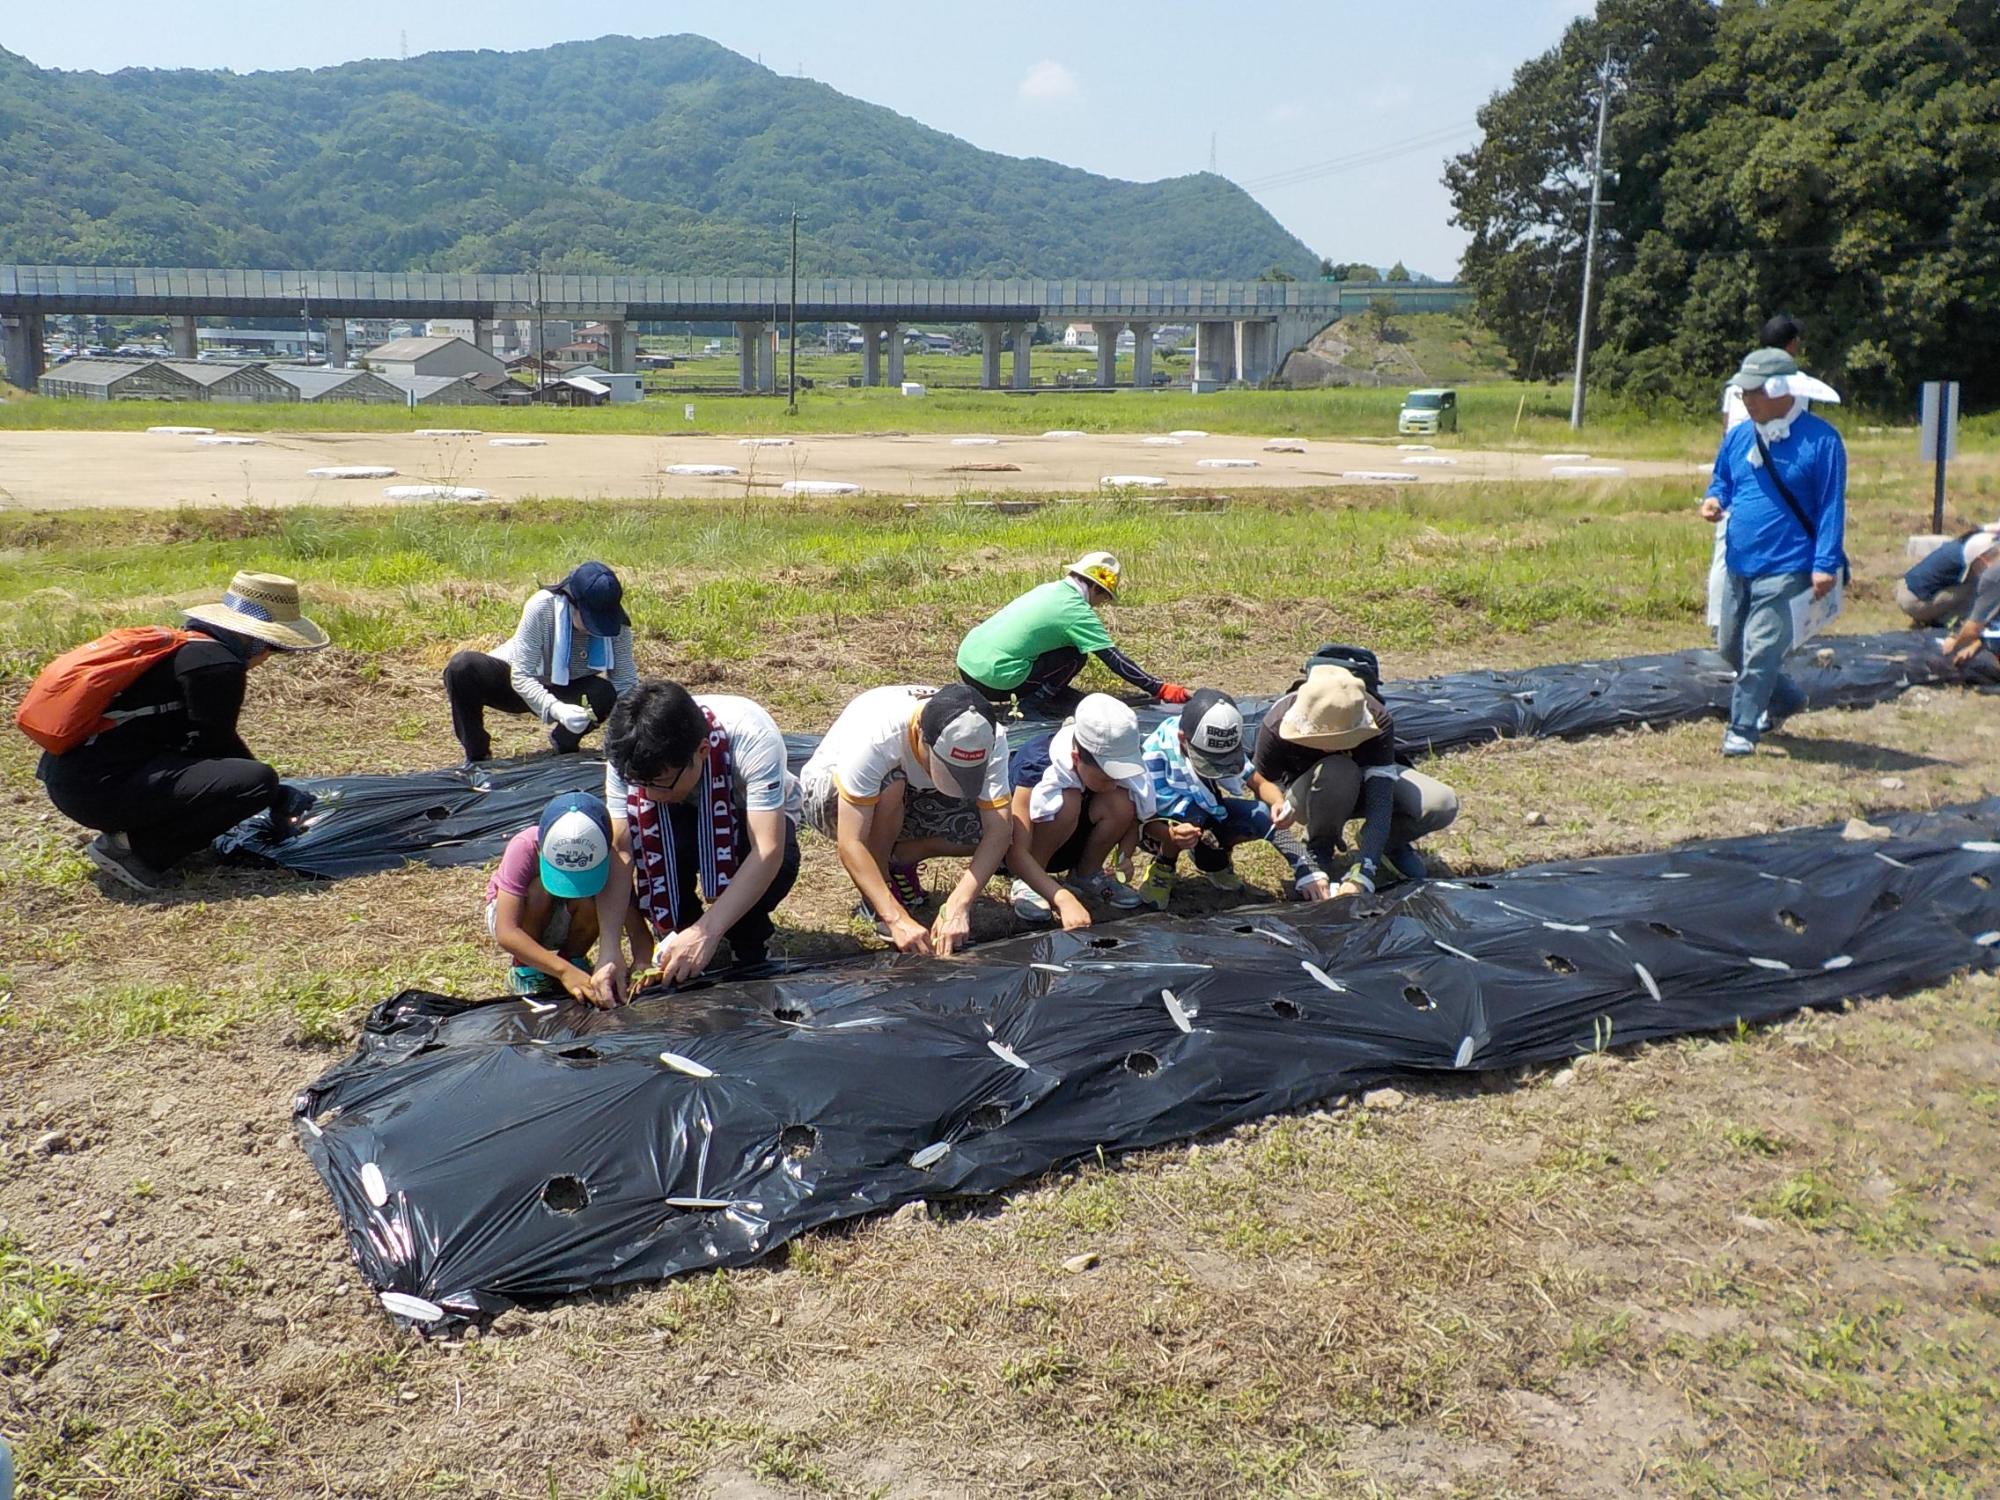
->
[37,571,329,892]
[443,561,638,763]
[957,552,1191,716]
[1250,664,1458,899]
[1697,346,1850,757]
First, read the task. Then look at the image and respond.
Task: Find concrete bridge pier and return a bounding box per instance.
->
[1129,322,1154,390]
[473,320,495,358]
[979,322,1005,389]
[884,322,906,387]
[1192,320,1238,392]
[3,313,45,390]
[605,320,637,374]
[736,321,766,392]
[1091,321,1125,388]
[1235,319,1277,386]
[325,319,348,369]
[860,323,883,386]
[168,315,198,360]
[758,327,776,394]
[1011,322,1034,389]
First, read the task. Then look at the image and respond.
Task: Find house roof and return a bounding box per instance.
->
[269,367,394,399]
[158,360,285,388]
[367,336,477,362]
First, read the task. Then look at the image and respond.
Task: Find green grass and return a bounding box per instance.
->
[0,482,1715,677]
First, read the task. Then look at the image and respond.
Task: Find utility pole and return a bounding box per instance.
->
[299,280,312,364]
[787,209,800,412]
[1568,47,1614,431]
[533,266,546,405]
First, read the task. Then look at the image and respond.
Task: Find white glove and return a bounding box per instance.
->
[550,702,595,735]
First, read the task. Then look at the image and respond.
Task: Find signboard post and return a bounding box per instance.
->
[1919,380,1960,534]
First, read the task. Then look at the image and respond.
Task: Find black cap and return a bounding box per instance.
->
[917,685,1002,799]
[1178,687,1246,779]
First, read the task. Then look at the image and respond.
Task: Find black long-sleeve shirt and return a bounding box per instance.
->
[37,638,253,782]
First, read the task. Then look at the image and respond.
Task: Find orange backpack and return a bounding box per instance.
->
[15,626,198,754]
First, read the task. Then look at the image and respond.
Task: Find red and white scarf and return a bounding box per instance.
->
[627,707,739,935]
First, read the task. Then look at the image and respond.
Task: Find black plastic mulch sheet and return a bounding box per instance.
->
[296,799,2000,1331]
[224,630,1969,879]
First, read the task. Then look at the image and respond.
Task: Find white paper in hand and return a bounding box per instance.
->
[1789,579,1843,646]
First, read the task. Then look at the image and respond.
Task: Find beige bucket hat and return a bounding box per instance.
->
[1278,665,1380,752]
[183,571,330,652]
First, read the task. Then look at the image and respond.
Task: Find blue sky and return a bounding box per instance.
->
[7,0,1596,275]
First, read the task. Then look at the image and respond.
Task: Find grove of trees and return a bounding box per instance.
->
[1446,0,2000,406]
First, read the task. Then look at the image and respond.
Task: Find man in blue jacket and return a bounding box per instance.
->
[1697,348,1848,757]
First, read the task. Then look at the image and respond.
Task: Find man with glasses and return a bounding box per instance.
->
[590,681,802,1003]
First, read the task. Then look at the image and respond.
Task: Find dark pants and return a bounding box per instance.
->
[443,651,619,761]
[1147,795,1272,873]
[44,752,280,870]
[658,807,802,964]
[961,646,1087,715]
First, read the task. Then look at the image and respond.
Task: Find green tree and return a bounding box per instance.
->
[1447,0,2000,406]
[1386,261,1412,281]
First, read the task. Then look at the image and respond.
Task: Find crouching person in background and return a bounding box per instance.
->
[592,681,802,1003]
[28,570,329,893]
[1250,663,1457,897]
[1006,693,1152,926]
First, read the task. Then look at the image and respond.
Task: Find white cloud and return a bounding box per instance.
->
[1018,60,1080,104]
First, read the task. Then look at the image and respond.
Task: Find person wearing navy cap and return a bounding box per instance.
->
[444,561,638,762]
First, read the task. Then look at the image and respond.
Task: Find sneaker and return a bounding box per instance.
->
[1010,879,1053,924]
[1135,859,1178,910]
[1073,870,1145,910]
[1721,730,1756,757]
[85,833,166,893]
[1202,863,1244,893]
[852,900,894,940]
[1381,845,1429,883]
[506,964,562,998]
[888,862,929,912]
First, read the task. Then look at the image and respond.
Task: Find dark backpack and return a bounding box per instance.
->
[1291,643,1382,697]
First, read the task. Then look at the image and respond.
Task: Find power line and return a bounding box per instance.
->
[1236,120,1480,192]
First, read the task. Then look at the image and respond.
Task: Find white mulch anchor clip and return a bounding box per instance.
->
[360,1162,389,1208]
[909,1142,951,1170]
[658,1051,717,1078]
[1300,962,1346,993]
[378,1291,445,1323]
[987,1040,1031,1070]
[1161,988,1195,1034]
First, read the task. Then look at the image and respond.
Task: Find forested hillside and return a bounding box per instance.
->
[0,35,1318,280]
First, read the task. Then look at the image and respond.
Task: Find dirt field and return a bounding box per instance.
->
[0,427,1698,510]
[2,460,1997,1496]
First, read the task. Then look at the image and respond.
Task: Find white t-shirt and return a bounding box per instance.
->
[605,693,800,821]
[1026,725,1156,823]
[802,685,1010,810]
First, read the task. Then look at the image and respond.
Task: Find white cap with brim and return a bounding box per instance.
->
[1071,693,1144,780]
[183,570,330,652]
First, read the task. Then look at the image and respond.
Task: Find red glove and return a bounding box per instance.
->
[1157,682,1192,704]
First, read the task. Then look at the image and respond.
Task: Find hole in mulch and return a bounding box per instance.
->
[1871,890,1902,913]
[421,805,451,822]
[1270,998,1302,1019]
[1124,1050,1160,1076]
[556,1045,600,1061]
[771,1005,806,1023]
[541,1176,589,1215]
[780,1124,819,1160]
[1647,921,1681,939]
[1464,880,1497,890]
[968,1104,1008,1132]
[1777,909,1807,934]
[1402,985,1435,1012]
[1972,873,1992,891]
[1544,954,1577,975]
[1089,936,1123,949]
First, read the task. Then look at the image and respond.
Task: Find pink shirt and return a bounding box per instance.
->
[484,825,542,906]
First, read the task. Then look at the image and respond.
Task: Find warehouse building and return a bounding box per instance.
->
[380,373,500,407]
[366,335,507,382]
[38,357,204,402]
[269,367,408,404]
[159,360,297,404]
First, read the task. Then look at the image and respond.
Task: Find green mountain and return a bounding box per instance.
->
[0,35,1319,280]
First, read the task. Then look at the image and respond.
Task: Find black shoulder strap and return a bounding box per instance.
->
[1749,425,1817,551]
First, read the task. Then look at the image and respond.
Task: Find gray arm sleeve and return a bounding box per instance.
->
[506,592,560,722]
[610,627,639,695]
